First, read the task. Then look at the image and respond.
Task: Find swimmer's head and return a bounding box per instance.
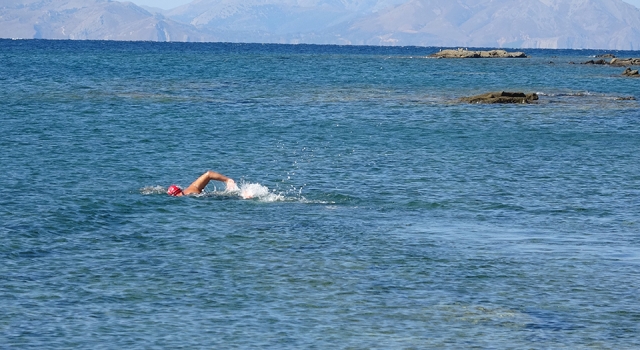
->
[167,185,183,196]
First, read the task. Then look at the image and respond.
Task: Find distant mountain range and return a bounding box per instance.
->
[2,0,640,49]
[0,0,212,41]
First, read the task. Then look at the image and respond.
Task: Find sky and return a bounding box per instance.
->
[129,0,640,10]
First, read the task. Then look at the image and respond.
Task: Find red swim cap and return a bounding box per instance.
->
[167,185,182,196]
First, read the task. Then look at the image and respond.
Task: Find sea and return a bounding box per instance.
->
[1,39,639,349]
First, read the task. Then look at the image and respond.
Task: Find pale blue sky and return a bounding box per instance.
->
[130,0,640,10]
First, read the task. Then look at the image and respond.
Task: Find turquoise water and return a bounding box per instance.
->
[1,39,640,348]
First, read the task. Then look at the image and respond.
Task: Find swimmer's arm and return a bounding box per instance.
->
[206,171,237,191]
[183,170,236,195]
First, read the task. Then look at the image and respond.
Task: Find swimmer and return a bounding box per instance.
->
[167,170,237,196]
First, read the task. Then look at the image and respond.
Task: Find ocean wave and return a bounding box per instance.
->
[536,91,597,97]
[139,186,166,195]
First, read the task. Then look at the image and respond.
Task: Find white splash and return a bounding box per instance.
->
[237,182,285,202]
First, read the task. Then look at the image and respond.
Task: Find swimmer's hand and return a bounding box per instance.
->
[240,189,253,199]
[225,179,238,191]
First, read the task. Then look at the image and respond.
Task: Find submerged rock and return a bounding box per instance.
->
[461,91,539,104]
[429,49,527,58]
[622,67,640,77]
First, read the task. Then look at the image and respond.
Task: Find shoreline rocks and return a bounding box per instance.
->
[582,59,607,65]
[430,48,527,58]
[461,91,539,104]
[582,57,640,66]
[610,58,640,66]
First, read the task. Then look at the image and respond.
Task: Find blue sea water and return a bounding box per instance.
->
[1,39,639,348]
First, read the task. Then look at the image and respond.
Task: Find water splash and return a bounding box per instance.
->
[236,182,285,202]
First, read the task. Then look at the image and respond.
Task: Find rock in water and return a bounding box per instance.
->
[461,91,539,104]
[582,59,607,65]
[622,68,640,77]
[429,49,527,58]
[610,58,640,66]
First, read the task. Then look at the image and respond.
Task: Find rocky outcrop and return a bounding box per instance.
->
[429,49,527,58]
[622,68,640,77]
[461,92,539,104]
[610,58,640,66]
[582,59,608,65]
[580,58,640,66]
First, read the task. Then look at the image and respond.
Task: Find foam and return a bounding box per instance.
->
[236,182,285,202]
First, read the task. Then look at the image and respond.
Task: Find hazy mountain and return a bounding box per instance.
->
[163,0,406,43]
[0,0,215,41]
[164,0,640,49]
[1,0,640,49]
[137,5,170,15]
[338,0,640,49]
